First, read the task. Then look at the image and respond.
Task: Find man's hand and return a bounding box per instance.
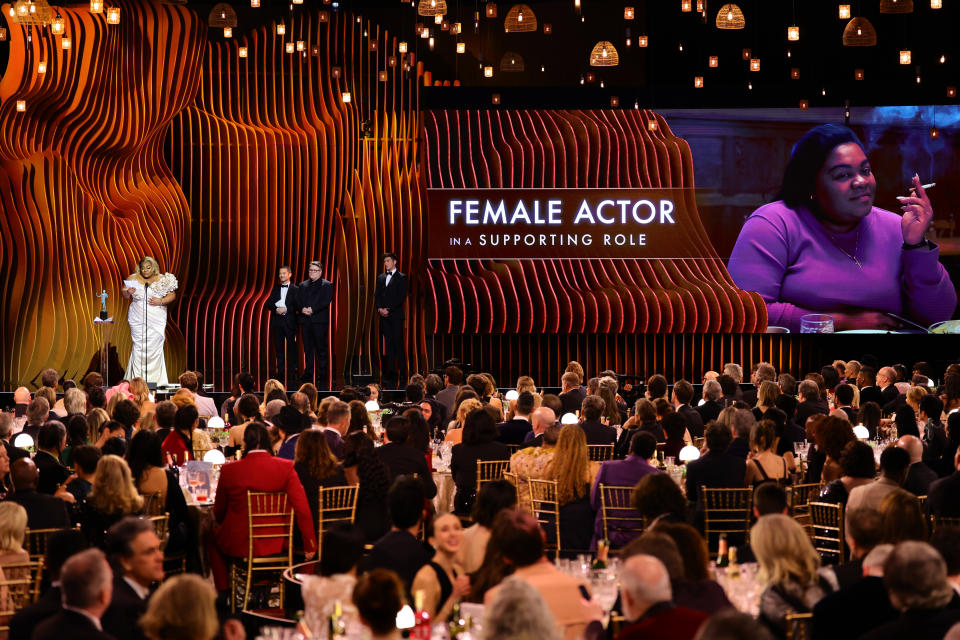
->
[277,306,286,315]
[55,482,76,503]
[304,550,316,560]
[378,308,389,317]
[302,307,312,316]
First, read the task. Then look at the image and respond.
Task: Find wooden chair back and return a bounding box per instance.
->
[789,483,822,529]
[476,459,510,493]
[317,485,359,554]
[809,501,845,564]
[529,478,561,556]
[0,560,44,634]
[599,484,646,548]
[932,515,960,532]
[700,487,753,552]
[587,444,615,462]
[23,527,77,563]
[785,612,813,640]
[141,491,166,516]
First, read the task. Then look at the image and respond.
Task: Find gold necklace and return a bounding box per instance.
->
[826,229,862,269]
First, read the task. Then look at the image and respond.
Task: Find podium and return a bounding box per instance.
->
[93,317,115,387]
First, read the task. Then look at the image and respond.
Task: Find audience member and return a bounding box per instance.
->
[411,513,470,621]
[31,548,114,640]
[343,432,392,542]
[693,609,775,640]
[461,480,517,574]
[631,473,687,527]
[352,569,406,640]
[927,447,960,518]
[6,457,71,528]
[878,490,927,544]
[363,476,432,595]
[102,517,165,640]
[726,409,755,460]
[814,416,856,483]
[591,431,660,548]
[616,554,708,640]
[685,421,747,520]
[0,502,29,566]
[212,422,316,590]
[752,514,837,638]
[451,408,510,517]
[479,575,561,640]
[376,416,437,499]
[140,573,242,640]
[547,425,596,551]
[897,435,939,496]
[301,524,365,636]
[796,380,830,427]
[483,509,596,640]
[832,507,883,589]
[81,455,145,548]
[697,380,725,425]
[863,541,960,639]
[812,544,898,640]
[744,419,792,486]
[818,441,876,505]
[580,395,619,446]
[496,391,535,445]
[34,420,71,494]
[848,446,910,512]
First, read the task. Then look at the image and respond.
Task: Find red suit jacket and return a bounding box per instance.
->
[213,451,317,557]
[615,604,708,640]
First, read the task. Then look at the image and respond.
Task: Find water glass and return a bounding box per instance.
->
[799,314,835,334]
[664,456,675,468]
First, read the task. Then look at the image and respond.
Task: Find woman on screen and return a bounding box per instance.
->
[122,256,178,386]
[727,124,955,332]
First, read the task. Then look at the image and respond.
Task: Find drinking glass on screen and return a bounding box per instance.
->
[799,314,835,333]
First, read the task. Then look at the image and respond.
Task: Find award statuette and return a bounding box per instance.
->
[97,289,109,320]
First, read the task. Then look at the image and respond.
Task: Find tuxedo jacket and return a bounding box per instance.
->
[31,609,116,640]
[213,451,317,557]
[374,270,408,316]
[677,404,705,438]
[266,283,300,328]
[297,278,334,325]
[102,578,149,640]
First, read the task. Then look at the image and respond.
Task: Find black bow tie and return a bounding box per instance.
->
[280,284,288,288]
[388,271,395,276]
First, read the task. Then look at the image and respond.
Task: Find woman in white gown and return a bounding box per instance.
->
[122,256,178,386]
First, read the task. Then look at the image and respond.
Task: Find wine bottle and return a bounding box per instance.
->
[592,540,609,569]
[329,600,346,637]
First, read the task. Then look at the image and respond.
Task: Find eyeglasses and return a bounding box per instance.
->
[308,268,321,272]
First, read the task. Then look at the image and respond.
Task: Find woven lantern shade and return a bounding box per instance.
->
[879,0,912,12]
[209,3,237,28]
[715,3,745,29]
[589,40,619,66]
[504,4,536,32]
[842,17,877,46]
[500,51,525,71]
[9,0,54,26]
[418,0,447,17]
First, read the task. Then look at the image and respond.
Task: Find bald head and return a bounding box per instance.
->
[897,435,923,464]
[619,554,672,621]
[11,457,39,490]
[531,407,556,435]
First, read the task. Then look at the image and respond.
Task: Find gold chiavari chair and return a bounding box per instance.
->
[506,444,522,456]
[599,484,646,549]
[789,483,822,531]
[476,460,511,494]
[587,444,615,462]
[700,487,753,553]
[23,526,78,563]
[529,478,561,556]
[317,485,359,556]
[931,515,960,532]
[230,491,295,613]
[0,559,44,635]
[785,612,813,640]
[809,501,845,565]
[141,491,166,516]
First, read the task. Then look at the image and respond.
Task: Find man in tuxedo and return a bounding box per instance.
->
[919,394,948,466]
[7,457,71,529]
[102,517,165,640]
[363,476,432,596]
[857,368,883,407]
[374,252,408,388]
[31,548,115,640]
[897,435,939,497]
[497,391,535,445]
[298,260,334,388]
[376,417,436,499]
[834,384,858,423]
[829,507,883,590]
[35,420,71,494]
[877,366,902,412]
[795,380,830,427]
[812,544,899,640]
[267,266,300,384]
[578,395,617,445]
[926,448,960,518]
[8,528,88,640]
[558,371,586,417]
[741,362,776,408]
[696,380,725,425]
[672,379,704,439]
[685,422,746,519]
[616,555,708,640]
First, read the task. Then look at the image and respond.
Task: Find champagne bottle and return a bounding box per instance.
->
[716,534,729,568]
[726,546,741,579]
[329,600,346,637]
[412,590,431,640]
[448,600,466,638]
[592,540,609,569]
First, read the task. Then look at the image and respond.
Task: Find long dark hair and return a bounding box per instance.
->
[126,430,164,485]
[777,124,868,209]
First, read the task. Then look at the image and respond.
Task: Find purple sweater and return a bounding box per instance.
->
[727,201,956,332]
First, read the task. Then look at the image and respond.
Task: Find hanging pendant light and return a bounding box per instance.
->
[842,17,877,46]
[715,3,745,29]
[504,4,536,32]
[589,40,619,66]
[879,0,913,13]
